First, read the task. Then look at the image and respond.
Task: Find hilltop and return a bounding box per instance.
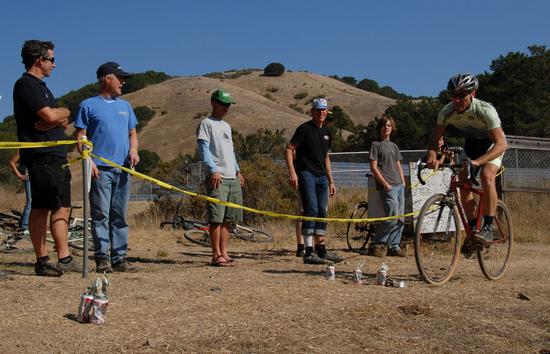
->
[124,71,395,161]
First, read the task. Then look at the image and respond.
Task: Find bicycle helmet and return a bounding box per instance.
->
[447,73,479,94]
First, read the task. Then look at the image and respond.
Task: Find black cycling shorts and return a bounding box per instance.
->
[27,155,71,210]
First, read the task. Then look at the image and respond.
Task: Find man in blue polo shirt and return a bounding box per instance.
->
[13,39,81,277]
[75,62,140,273]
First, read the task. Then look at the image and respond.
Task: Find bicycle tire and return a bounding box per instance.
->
[414,193,461,285]
[346,202,372,251]
[184,229,211,247]
[477,200,513,281]
[232,225,273,243]
[67,229,95,251]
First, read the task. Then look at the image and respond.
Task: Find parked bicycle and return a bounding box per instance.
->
[159,198,273,246]
[414,157,513,285]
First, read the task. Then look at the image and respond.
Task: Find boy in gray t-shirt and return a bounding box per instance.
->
[368,116,406,258]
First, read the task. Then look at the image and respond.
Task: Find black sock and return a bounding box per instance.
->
[468,219,477,230]
[316,244,327,258]
[297,244,304,252]
[58,255,73,264]
[37,256,49,264]
[304,246,314,257]
[483,215,494,228]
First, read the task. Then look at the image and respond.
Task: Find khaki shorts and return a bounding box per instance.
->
[206,177,243,224]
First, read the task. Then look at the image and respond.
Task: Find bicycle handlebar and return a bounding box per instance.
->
[417,158,479,187]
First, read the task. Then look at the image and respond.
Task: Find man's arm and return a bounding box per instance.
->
[76,128,100,179]
[128,128,140,168]
[285,144,298,190]
[396,160,406,185]
[472,127,507,167]
[325,153,336,197]
[426,124,446,169]
[370,159,392,192]
[35,106,70,131]
[8,151,27,181]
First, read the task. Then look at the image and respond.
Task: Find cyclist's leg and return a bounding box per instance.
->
[480,163,499,218]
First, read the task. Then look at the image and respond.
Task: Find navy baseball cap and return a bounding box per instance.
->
[96,62,132,78]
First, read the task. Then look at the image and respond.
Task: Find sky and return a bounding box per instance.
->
[0,0,548,120]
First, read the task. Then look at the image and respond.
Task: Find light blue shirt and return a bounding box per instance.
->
[74,95,138,167]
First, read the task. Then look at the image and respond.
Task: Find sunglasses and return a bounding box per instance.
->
[451,91,470,99]
[42,56,55,64]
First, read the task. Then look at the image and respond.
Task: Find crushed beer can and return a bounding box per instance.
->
[76,294,94,323]
[76,273,110,324]
[376,263,389,285]
[325,263,336,281]
[89,298,109,324]
[352,257,365,284]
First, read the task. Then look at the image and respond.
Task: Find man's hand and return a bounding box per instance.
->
[329,182,336,197]
[426,149,440,170]
[17,174,28,182]
[237,172,245,186]
[288,171,298,190]
[91,161,100,179]
[129,149,140,168]
[210,172,222,189]
[34,117,69,131]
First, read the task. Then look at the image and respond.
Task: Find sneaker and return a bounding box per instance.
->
[56,257,83,273]
[35,261,64,277]
[112,259,138,272]
[96,259,113,273]
[320,251,344,263]
[303,254,329,265]
[366,245,386,258]
[474,225,494,244]
[296,249,305,257]
[387,248,407,258]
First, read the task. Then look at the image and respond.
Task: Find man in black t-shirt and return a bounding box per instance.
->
[13,40,81,276]
[285,98,343,265]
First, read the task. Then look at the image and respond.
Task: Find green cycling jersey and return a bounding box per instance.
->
[437,97,501,139]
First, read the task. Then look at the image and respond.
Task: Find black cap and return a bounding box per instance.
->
[96,62,132,78]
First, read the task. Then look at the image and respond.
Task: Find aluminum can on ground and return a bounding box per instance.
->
[325,265,336,281]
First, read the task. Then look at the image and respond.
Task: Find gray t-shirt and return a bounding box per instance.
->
[369,140,403,188]
[196,116,238,178]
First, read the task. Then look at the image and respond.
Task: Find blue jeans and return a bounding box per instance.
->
[20,179,32,230]
[90,167,131,263]
[373,184,405,250]
[298,171,328,236]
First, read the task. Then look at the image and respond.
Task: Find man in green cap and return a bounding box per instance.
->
[196,89,245,267]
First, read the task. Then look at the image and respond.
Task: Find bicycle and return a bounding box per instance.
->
[159,198,273,246]
[414,157,513,285]
[346,202,375,252]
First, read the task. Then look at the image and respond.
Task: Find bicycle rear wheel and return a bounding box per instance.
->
[232,225,273,243]
[184,229,211,247]
[477,200,513,280]
[414,193,461,285]
[346,202,372,251]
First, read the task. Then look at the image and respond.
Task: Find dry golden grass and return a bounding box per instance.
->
[0,185,23,212]
[505,191,550,243]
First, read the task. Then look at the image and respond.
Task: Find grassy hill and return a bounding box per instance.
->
[124,71,395,161]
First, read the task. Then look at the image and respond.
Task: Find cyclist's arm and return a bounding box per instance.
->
[427,124,446,169]
[472,127,507,167]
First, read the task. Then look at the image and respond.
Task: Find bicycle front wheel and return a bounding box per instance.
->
[477,200,513,281]
[346,202,371,251]
[414,193,461,285]
[233,225,273,243]
[184,230,211,247]
[66,227,95,251]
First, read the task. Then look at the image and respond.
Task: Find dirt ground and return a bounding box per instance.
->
[1,214,549,354]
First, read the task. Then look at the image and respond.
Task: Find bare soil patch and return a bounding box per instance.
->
[1,218,549,353]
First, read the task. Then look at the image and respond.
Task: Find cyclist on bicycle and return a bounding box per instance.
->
[426,73,507,245]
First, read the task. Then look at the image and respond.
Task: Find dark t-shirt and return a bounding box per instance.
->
[369,140,403,189]
[13,73,67,164]
[290,121,331,176]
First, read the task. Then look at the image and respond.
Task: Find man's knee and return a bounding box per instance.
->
[480,168,496,187]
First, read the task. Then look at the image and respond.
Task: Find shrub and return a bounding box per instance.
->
[134,106,156,132]
[266,87,279,93]
[136,149,161,174]
[264,93,275,101]
[263,62,285,77]
[289,103,304,114]
[293,92,308,100]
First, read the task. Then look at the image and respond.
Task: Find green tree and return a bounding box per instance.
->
[233,129,287,161]
[263,63,285,77]
[357,78,379,92]
[136,149,161,174]
[134,106,156,132]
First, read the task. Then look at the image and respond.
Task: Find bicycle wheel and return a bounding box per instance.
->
[232,225,273,243]
[67,228,95,251]
[346,202,372,251]
[184,229,211,247]
[477,200,513,281]
[414,193,461,285]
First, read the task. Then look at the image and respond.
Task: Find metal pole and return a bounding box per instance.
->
[81,136,90,278]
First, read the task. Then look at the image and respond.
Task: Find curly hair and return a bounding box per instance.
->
[21,40,55,70]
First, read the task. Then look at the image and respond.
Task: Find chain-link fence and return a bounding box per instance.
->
[329,147,550,192]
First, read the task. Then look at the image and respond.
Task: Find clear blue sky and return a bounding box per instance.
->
[0,0,548,120]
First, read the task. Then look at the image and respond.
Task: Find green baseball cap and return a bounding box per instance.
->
[211,89,236,104]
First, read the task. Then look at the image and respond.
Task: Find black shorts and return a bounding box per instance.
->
[27,155,71,210]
